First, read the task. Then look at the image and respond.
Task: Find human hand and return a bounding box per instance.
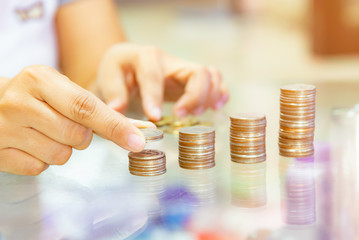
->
[0,65,152,175]
[97,43,229,121]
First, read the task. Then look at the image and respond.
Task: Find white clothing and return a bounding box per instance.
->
[0,0,75,78]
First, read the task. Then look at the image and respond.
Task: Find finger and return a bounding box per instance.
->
[172,67,211,117]
[9,127,73,166]
[207,68,223,110]
[24,98,92,150]
[25,66,145,152]
[134,47,164,121]
[0,148,48,176]
[216,81,230,110]
[128,118,156,129]
[97,49,129,112]
[161,56,213,116]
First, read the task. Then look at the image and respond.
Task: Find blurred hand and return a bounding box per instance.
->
[0,65,151,175]
[97,43,229,121]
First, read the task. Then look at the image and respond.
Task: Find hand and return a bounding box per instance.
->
[97,43,229,121]
[0,65,151,175]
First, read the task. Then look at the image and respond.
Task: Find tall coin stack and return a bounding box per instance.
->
[178,126,215,169]
[128,128,166,176]
[230,113,266,164]
[279,84,316,157]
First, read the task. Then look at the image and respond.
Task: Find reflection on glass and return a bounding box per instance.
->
[179,167,216,207]
[279,156,316,225]
[131,174,166,219]
[0,174,93,239]
[230,161,267,208]
[331,107,359,240]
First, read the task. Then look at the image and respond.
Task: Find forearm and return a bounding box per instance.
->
[0,76,10,94]
[56,0,126,92]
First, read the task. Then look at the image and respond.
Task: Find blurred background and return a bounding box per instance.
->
[116,0,359,84]
[109,3,359,239]
[115,0,359,143]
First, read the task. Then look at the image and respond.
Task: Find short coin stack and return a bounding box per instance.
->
[230,113,266,164]
[279,84,316,157]
[128,128,166,176]
[178,126,215,169]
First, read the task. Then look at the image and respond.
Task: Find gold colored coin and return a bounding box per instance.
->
[153,115,212,135]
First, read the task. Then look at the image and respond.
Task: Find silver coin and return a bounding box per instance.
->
[140,128,164,142]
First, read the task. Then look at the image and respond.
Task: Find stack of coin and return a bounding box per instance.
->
[178,126,215,169]
[279,84,316,157]
[128,149,166,176]
[230,113,266,164]
[128,128,166,176]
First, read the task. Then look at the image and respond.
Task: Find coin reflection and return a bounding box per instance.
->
[230,161,267,208]
[131,174,166,219]
[179,167,216,207]
[279,155,316,225]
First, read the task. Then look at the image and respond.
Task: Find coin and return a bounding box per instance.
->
[178,126,215,170]
[153,115,212,135]
[230,113,266,164]
[140,128,164,142]
[279,84,316,157]
[155,115,174,127]
[129,149,166,176]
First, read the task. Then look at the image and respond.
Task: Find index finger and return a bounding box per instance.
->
[26,66,145,152]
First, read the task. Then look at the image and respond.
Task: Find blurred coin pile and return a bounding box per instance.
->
[128,128,166,176]
[129,149,166,176]
[178,126,215,170]
[154,115,212,135]
[230,113,266,163]
[279,84,316,157]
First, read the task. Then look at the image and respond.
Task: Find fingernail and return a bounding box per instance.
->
[128,133,145,152]
[108,98,122,109]
[221,94,229,103]
[175,108,187,118]
[151,107,162,121]
[194,107,204,115]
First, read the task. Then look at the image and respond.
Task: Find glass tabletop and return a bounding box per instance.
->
[1,80,359,240]
[0,115,333,240]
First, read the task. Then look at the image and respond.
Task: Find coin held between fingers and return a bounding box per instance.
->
[140,128,164,142]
